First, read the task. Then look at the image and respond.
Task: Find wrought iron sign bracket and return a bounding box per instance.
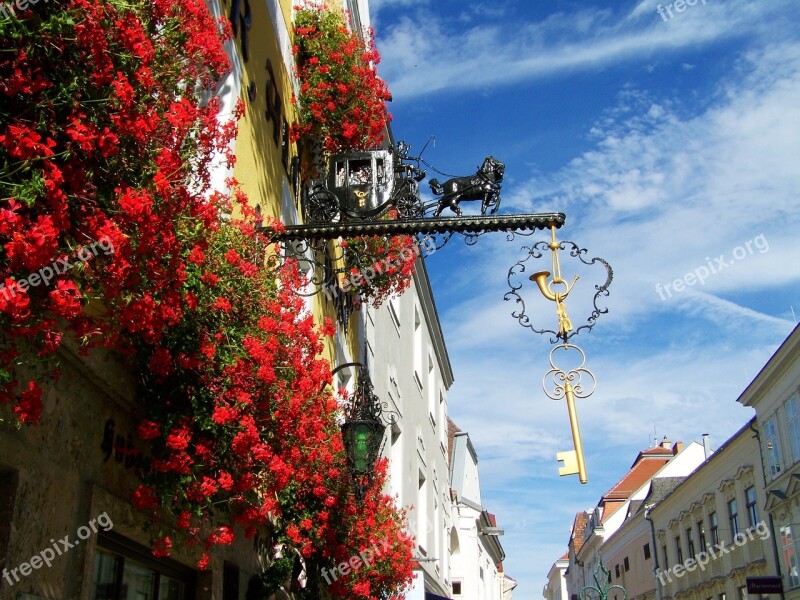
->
[257,212,566,243]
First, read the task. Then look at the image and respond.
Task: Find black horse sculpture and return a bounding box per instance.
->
[429,156,505,217]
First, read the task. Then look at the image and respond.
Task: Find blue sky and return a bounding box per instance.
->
[369,1,800,597]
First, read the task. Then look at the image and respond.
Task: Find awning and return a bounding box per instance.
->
[425,593,453,600]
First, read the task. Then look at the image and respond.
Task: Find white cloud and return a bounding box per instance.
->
[377,1,799,99]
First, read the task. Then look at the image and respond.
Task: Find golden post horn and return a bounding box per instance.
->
[530,271,557,301]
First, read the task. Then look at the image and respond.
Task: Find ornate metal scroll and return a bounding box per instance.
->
[505,231,613,344]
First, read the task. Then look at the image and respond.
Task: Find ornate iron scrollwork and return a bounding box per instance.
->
[505,237,613,343]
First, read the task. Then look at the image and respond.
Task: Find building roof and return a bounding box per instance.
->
[595,439,683,523]
[602,455,671,501]
[570,511,590,554]
[649,418,756,511]
[447,417,461,467]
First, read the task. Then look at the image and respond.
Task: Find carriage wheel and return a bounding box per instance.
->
[306,189,339,223]
[395,193,423,220]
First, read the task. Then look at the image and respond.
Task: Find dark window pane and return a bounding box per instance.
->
[122,558,156,600]
[93,550,121,600]
[160,576,186,600]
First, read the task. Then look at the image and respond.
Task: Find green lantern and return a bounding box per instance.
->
[334,362,388,502]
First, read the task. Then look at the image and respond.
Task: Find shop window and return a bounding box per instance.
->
[92,532,195,600]
[223,562,240,600]
[0,467,19,573]
[781,524,800,589]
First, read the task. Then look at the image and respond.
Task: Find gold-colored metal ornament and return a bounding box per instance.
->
[529,226,598,484]
[544,343,595,484]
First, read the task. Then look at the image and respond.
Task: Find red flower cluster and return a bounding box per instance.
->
[0,0,233,421]
[291,5,391,162]
[0,1,414,596]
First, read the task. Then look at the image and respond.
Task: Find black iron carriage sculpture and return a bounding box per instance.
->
[304,143,427,223]
[303,142,505,223]
[429,155,504,217]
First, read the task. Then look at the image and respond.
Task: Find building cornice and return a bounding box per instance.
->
[737,324,800,408]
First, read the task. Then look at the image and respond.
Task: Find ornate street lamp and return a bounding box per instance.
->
[581,560,627,600]
[333,362,390,502]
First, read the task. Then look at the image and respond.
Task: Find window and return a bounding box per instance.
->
[223,563,239,600]
[624,557,630,571]
[781,524,800,588]
[728,498,740,538]
[388,296,401,331]
[675,536,683,564]
[719,594,727,600]
[0,467,19,569]
[698,520,707,551]
[746,486,758,527]
[615,564,620,578]
[427,354,436,428]
[785,393,800,463]
[390,425,403,496]
[738,586,747,600]
[765,416,783,477]
[417,470,428,554]
[92,532,195,600]
[710,512,719,545]
[662,544,668,567]
[453,581,462,595]
[643,543,651,560]
[687,527,695,557]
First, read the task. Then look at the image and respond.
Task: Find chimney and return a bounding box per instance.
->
[672,441,684,455]
[702,434,712,459]
[660,436,671,449]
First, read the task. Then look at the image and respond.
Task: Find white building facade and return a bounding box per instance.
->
[365,259,455,599]
[448,423,509,600]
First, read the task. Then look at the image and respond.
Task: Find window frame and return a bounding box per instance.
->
[728,498,740,538]
[745,486,758,527]
[765,415,783,478]
[781,524,800,589]
[698,519,707,551]
[92,531,196,600]
[785,393,800,463]
[709,511,719,546]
